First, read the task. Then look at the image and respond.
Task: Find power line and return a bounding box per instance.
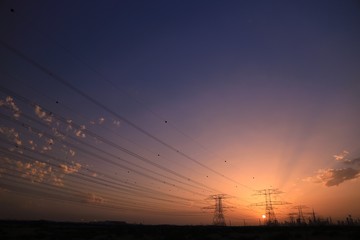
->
[0,82,259,221]
[0,166,202,212]
[1,70,203,178]
[0,149,200,207]
[0,93,231,216]
[5,6,242,184]
[0,86,220,194]
[0,138,209,213]
[0,176,205,216]
[0,112,210,198]
[0,39,253,191]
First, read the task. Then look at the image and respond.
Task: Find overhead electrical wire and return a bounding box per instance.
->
[0,105,222,208]
[0,175,205,217]
[4,72,203,177]
[4,5,229,171]
[0,86,258,224]
[0,39,254,191]
[0,140,207,212]
[0,112,214,217]
[0,168,200,212]
[0,113,211,198]
[0,6,292,223]
[0,102,213,209]
[0,85,221,194]
[0,147,200,206]
[0,9,256,216]
[0,101,258,223]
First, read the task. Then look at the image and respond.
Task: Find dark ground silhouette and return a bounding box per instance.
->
[1,220,360,240]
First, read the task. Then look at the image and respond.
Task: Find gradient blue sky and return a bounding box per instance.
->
[0,0,360,225]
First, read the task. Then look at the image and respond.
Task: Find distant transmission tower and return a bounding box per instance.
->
[203,194,230,226]
[252,188,290,225]
[293,205,308,224]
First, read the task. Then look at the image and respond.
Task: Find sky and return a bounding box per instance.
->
[0,0,360,225]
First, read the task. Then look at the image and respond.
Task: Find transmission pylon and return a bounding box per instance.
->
[293,205,308,224]
[251,188,290,225]
[203,194,231,226]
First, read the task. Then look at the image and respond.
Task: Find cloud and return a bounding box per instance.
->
[333,150,349,161]
[0,96,21,118]
[28,140,37,150]
[306,150,360,187]
[0,127,23,151]
[98,117,105,124]
[12,132,22,146]
[16,160,53,183]
[66,120,73,131]
[74,125,86,138]
[113,120,121,127]
[69,149,76,157]
[3,158,68,187]
[75,130,86,138]
[34,105,46,118]
[46,138,54,145]
[51,127,65,139]
[34,105,53,123]
[51,176,64,187]
[59,163,81,174]
[85,193,105,204]
[312,168,360,187]
[343,157,360,166]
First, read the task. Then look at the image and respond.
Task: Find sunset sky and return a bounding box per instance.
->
[0,0,359,225]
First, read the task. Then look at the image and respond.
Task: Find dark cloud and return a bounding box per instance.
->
[315,168,360,187]
[307,152,360,187]
[344,157,360,166]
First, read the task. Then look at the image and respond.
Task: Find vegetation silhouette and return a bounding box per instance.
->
[1,220,360,240]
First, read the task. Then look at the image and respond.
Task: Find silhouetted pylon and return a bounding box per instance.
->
[293,205,308,224]
[251,188,290,225]
[203,194,231,226]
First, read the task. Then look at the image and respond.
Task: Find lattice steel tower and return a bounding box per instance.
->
[213,194,226,226]
[252,188,289,225]
[293,205,307,224]
[204,194,229,226]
